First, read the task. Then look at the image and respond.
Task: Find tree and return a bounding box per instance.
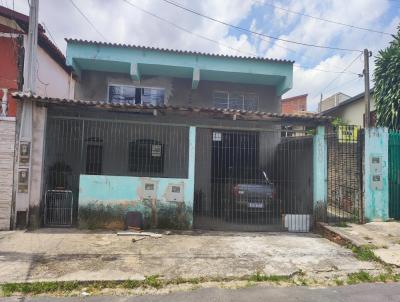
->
[374,25,400,129]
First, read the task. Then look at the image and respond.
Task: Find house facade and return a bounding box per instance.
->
[321,90,376,127]
[0,5,75,230]
[318,92,351,113]
[13,39,333,231]
[281,94,307,114]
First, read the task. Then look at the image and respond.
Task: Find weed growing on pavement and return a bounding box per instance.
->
[350,245,380,262]
[2,270,400,297]
[247,272,291,283]
[347,271,373,284]
[334,222,350,228]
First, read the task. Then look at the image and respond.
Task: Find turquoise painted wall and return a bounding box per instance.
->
[66,42,293,95]
[313,126,327,211]
[364,128,389,221]
[78,126,196,229]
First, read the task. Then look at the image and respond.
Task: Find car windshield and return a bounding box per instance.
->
[229,168,271,184]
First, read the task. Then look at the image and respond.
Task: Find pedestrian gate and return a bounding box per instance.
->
[44,190,74,226]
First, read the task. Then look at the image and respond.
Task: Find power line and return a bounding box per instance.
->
[123,0,360,76]
[68,0,108,42]
[41,22,59,49]
[319,53,363,97]
[322,75,362,96]
[160,0,363,52]
[254,0,393,36]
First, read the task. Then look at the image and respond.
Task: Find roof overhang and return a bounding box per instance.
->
[12,92,331,126]
[66,40,293,96]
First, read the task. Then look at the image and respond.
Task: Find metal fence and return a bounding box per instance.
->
[389,130,400,220]
[326,125,364,224]
[43,116,189,226]
[44,113,316,231]
[194,127,314,232]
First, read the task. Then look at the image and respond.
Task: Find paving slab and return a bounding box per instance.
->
[0,229,379,283]
[326,221,400,267]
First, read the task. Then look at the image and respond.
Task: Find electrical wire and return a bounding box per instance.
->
[159,0,363,52]
[68,0,108,42]
[253,0,393,36]
[318,53,363,98]
[42,22,59,49]
[123,0,359,76]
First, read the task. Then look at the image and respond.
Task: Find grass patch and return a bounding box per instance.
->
[0,274,293,296]
[1,281,81,296]
[2,270,399,296]
[247,272,291,283]
[350,245,380,262]
[347,271,374,284]
[334,278,344,286]
[334,221,350,228]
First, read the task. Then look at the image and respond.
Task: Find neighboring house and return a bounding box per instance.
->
[321,90,375,127]
[281,94,314,137]
[0,5,75,229]
[13,39,330,231]
[281,94,307,114]
[318,92,350,113]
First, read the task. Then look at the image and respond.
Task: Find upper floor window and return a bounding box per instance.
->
[213,91,259,111]
[108,84,165,106]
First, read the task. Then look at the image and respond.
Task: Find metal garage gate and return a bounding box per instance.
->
[193,127,314,232]
[326,125,364,224]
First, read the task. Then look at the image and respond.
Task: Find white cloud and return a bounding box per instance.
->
[6,0,399,112]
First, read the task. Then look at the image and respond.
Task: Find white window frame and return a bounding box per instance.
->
[107,84,166,105]
[213,90,259,111]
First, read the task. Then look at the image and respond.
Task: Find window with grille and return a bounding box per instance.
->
[213,91,259,111]
[128,139,164,173]
[108,84,165,105]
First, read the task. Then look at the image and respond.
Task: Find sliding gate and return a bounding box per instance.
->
[193,127,314,231]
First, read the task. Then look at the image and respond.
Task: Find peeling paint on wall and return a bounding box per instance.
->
[78,175,194,229]
[364,128,389,221]
[78,126,196,229]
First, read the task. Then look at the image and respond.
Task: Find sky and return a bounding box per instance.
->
[4,0,400,111]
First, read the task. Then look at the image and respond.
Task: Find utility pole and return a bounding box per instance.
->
[15,0,39,229]
[25,0,39,93]
[364,48,371,128]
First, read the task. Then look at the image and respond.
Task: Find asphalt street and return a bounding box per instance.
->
[1,283,400,302]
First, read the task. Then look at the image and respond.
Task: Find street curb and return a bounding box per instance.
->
[315,222,360,247]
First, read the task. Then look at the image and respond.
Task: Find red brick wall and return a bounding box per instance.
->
[0,37,19,117]
[281,95,307,114]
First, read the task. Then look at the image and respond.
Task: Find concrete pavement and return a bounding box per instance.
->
[1,283,400,301]
[326,221,400,266]
[0,229,380,283]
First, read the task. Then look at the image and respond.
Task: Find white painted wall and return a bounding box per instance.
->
[23,35,75,98]
[329,96,376,127]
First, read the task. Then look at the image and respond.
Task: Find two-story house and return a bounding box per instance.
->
[0,5,75,230]
[13,39,330,231]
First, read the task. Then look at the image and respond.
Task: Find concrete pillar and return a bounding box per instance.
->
[185,126,196,227]
[364,128,389,221]
[313,126,327,212]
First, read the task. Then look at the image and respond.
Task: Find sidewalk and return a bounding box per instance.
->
[0,229,379,283]
[324,222,400,266]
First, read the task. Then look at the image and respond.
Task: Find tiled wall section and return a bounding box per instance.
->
[0,118,15,230]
